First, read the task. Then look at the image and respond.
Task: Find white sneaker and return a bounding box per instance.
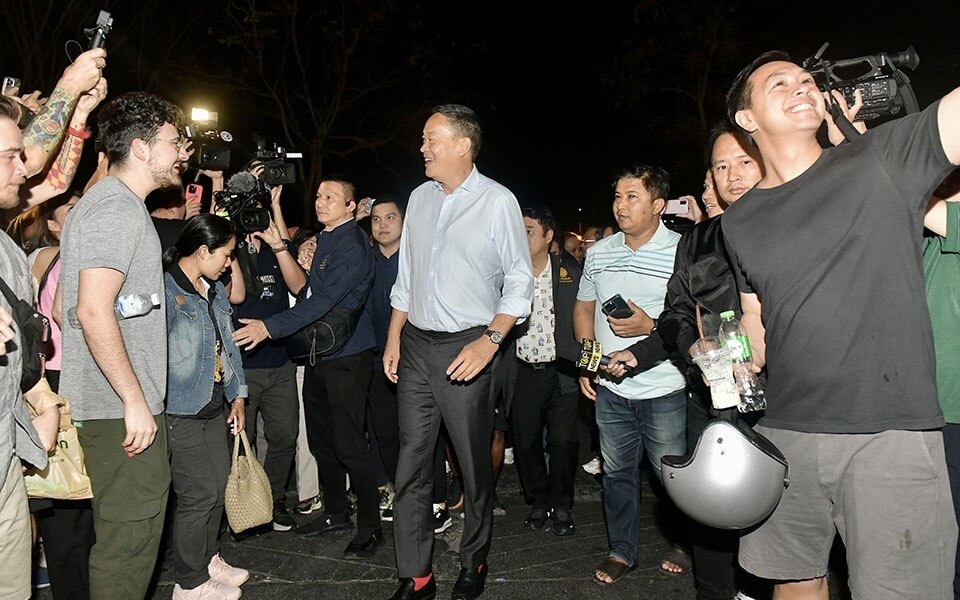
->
[208,554,249,587]
[581,457,601,475]
[172,578,242,600]
[734,592,759,600]
[503,447,515,465]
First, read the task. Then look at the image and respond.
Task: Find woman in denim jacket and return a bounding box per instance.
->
[163,214,249,600]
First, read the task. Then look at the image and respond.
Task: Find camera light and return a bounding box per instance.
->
[191,108,218,123]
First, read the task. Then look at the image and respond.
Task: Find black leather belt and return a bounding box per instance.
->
[519,360,556,371]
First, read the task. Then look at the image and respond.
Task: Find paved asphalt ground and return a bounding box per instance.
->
[150,465,699,600]
[34,405,854,600]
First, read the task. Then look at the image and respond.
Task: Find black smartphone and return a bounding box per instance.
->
[601,294,633,319]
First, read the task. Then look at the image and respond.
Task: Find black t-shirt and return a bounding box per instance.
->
[722,101,953,434]
[234,242,294,369]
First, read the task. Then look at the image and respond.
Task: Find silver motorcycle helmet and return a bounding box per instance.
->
[661,418,789,530]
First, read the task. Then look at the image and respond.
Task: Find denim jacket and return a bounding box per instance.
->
[164,270,247,415]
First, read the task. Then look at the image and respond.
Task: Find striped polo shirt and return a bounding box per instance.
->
[577,223,685,399]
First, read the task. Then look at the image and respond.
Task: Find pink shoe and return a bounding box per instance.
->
[208,553,249,587]
[172,577,241,600]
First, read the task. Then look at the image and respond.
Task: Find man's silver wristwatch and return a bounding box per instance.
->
[483,329,504,345]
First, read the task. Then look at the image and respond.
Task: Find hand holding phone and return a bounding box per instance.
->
[601,294,634,319]
[663,198,689,215]
[1,76,20,97]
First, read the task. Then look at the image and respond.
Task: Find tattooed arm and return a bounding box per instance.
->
[22,48,105,176]
[21,78,107,207]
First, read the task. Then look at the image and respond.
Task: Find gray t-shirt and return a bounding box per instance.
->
[59,177,167,421]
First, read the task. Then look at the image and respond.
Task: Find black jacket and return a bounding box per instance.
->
[659,216,740,361]
[625,216,741,380]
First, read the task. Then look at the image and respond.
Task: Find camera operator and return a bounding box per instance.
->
[718,51,960,600]
[233,178,381,560]
[228,179,306,534]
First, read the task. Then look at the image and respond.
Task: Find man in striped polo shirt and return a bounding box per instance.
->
[573,165,686,586]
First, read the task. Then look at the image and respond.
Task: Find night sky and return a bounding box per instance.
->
[2,0,957,230]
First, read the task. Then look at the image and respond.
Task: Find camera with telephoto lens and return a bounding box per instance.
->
[252,134,301,185]
[803,42,920,122]
[214,172,271,235]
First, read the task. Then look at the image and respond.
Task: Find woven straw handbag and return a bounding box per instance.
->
[224,430,273,533]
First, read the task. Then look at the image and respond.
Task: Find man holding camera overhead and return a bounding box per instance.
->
[719,49,960,600]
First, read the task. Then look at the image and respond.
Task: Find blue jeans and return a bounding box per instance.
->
[596,385,686,566]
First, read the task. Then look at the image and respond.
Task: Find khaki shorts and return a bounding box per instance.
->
[0,456,30,600]
[740,427,957,600]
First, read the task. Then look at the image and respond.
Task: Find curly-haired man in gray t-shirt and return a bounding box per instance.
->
[59,92,189,600]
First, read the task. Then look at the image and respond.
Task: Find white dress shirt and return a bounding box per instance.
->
[391,166,533,332]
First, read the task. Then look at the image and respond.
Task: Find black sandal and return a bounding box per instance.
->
[592,557,635,587]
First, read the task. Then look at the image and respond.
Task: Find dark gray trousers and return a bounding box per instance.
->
[243,363,299,504]
[394,325,495,577]
[168,413,231,589]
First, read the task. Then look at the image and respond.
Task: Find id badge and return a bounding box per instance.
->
[259,275,276,300]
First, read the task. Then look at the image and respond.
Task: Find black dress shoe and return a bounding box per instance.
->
[344,528,384,559]
[551,508,575,536]
[389,576,436,600]
[523,507,549,530]
[451,563,487,600]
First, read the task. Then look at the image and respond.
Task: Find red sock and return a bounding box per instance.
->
[476,563,485,574]
[412,574,433,591]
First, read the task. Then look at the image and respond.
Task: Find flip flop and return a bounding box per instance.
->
[659,545,693,576]
[592,557,635,587]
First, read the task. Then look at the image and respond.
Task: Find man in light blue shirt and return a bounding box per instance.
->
[383,104,533,600]
[573,165,686,586]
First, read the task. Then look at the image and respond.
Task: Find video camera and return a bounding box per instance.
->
[803,43,920,122]
[214,172,271,235]
[252,134,302,185]
[185,109,233,171]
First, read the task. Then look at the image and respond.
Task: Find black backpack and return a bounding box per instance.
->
[0,275,49,392]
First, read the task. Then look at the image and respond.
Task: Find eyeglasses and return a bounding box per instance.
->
[153,136,186,150]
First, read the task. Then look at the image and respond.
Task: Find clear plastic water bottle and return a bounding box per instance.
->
[717,310,766,412]
[114,293,161,319]
[67,293,161,328]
